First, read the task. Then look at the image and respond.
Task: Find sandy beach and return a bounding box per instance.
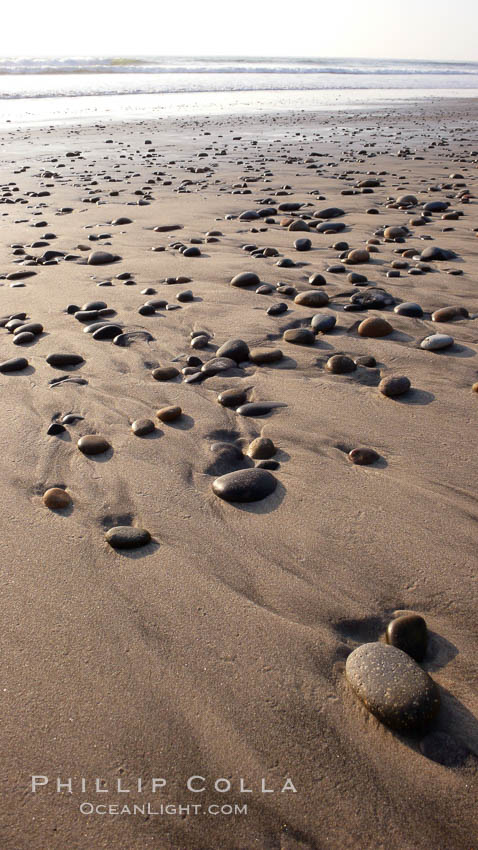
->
[1,97,477,850]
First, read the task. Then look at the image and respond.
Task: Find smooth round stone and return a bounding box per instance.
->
[230,271,260,288]
[87,251,119,265]
[249,347,283,365]
[355,355,376,367]
[420,246,456,261]
[217,388,248,408]
[82,301,107,311]
[47,422,66,436]
[317,221,345,234]
[13,322,43,336]
[326,355,356,374]
[43,488,72,509]
[183,246,201,257]
[138,304,156,316]
[347,248,370,264]
[190,334,210,350]
[215,338,250,363]
[105,526,151,549]
[13,331,35,345]
[212,468,277,503]
[346,642,440,732]
[176,289,194,302]
[308,272,327,286]
[152,366,180,381]
[283,328,315,345]
[267,302,288,316]
[0,357,28,373]
[236,402,283,417]
[384,226,408,239]
[294,290,329,308]
[420,333,454,351]
[348,447,380,465]
[379,375,411,397]
[314,206,345,219]
[358,317,393,338]
[247,437,276,459]
[111,217,132,225]
[131,418,155,436]
[201,356,236,377]
[78,435,111,455]
[310,315,335,336]
[157,405,182,422]
[92,324,122,340]
[348,272,368,284]
[431,306,468,322]
[394,302,423,318]
[46,353,84,367]
[386,614,428,662]
[294,237,312,251]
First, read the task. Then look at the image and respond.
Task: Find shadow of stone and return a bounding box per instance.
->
[226,479,286,515]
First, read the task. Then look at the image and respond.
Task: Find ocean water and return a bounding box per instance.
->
[1,55,477,126]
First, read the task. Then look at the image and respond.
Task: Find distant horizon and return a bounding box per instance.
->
[0,53,477,65]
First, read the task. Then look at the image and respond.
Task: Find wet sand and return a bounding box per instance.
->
[1,97,478,850]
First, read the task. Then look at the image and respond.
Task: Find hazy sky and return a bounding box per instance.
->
[1,0,476,62]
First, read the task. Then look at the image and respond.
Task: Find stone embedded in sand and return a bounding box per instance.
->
[87,250,120,265]
[13,322,43,337]
[247,437,276,459]
[294,290,329,308]
[230,271,260,288]
[384,226,408,239]
[308,272,327,286]
[77,435,111,455]
[283,328,315,346]
[236,402,284,417]
[131,418,155,436]
[386,614,428,662]
[105,526,151,549]
[267,302,288,316]
[314,206,345,219]
[288,219,310,232]
[355,355,376,368]
[358,317,393,338]
[111,217,132,225]
[311,314,336,333]
[215,338,250,363]
[212,468,277,502]
[420,334,454,351]
[201,356,237,377]
[13,332,35,345]
[294,237,312,252]
[420,246,456,261]
[217,388,248,408]
[207,442,247,476]
[431,306,468,322]
[394,302,423,318]
[378,375,411,398]
[348,448,380,465]
[92,324,122,340]
[316,221,346,234]
[152,366,180,381]
[249,348,283,365]
[346,248,370,264]
[396,194,418,207]
[0,357,29,373]
[157,405,182,422]
[345,642,440,732]
[43,487,72,509]
[46,353,84,367]
[423,201,449,213]
[326,355,356,374]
